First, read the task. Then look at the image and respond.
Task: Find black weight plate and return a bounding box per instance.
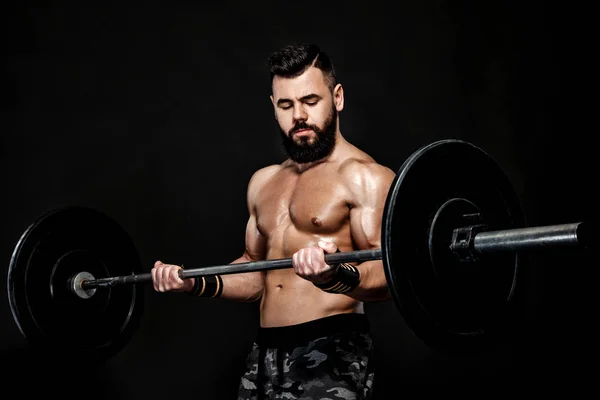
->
[7,206,144,362]
[382,139,526,353]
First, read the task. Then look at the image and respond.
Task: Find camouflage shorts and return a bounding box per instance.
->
[237,313,374,400]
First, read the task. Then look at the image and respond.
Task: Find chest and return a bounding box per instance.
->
[255,169,350,235]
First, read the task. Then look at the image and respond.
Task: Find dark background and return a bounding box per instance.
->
[1,0,596,396]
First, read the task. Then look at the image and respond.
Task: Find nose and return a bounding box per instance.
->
[292,104,307,122]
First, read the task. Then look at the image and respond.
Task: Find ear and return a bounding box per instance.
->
[333,84,344,112]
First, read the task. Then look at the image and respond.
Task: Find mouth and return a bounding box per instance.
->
[293,129,313,137]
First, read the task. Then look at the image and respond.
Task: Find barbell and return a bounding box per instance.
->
[6,139,591,362]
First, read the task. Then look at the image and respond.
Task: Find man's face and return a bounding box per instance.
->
[270,67,344,163]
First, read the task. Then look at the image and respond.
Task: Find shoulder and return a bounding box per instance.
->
[338,154,396,190]
[246,163,283,199]
[249,164,281,185]
[337,152,396,206]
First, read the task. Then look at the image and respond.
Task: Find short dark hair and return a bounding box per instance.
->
[267,43,337,92]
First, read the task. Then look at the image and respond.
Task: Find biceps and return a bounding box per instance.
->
[244,214,267,261]
[350,206,383,250]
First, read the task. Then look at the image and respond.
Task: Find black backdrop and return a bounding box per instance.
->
[1,1,596,397]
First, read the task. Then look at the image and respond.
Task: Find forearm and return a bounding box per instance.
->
[337,260,391,302]
[188,255,264,302]
[221,267,264,303]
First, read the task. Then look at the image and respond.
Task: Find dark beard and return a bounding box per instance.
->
[279,106,338,164]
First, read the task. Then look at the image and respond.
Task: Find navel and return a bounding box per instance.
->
[311,217,323,227]
[276,284,283,289]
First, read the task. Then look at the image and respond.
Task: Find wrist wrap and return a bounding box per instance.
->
[189,275,223,298]
[313,263,360,294]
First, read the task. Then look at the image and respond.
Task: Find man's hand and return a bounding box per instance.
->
[292,241,339,284]
[151,261,195,293]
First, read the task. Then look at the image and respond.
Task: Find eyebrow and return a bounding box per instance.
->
[276,94,322,107]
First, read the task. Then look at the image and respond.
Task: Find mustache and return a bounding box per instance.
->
[289,121,319,135]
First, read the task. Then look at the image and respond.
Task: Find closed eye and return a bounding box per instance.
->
[301,94,321,105]
[276,94,322,109]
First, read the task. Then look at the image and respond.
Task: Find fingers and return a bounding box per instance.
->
[151,265,158,291]
[293,248,315,278]
[292,243,337,283]
[317,240,338,254]
[301,247,314,274]
[151,261,185,292]
[292,251,302,276]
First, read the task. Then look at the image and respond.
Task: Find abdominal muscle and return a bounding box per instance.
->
[258,227,363,328]
[259,270,363,327]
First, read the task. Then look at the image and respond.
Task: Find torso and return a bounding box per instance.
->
[255,149,371,327]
